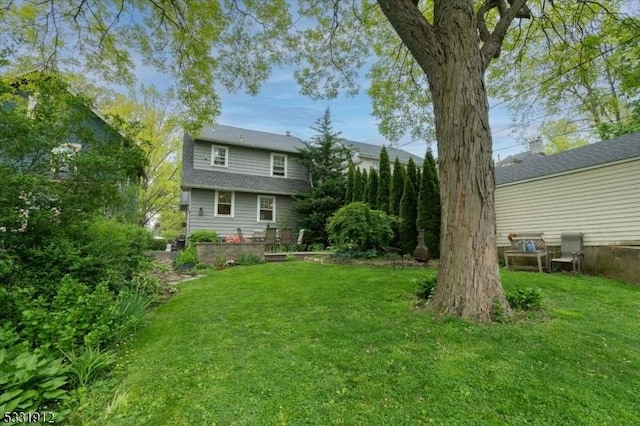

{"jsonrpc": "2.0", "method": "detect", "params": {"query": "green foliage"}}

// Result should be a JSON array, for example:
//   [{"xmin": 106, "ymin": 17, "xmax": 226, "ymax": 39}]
[
  {"xmin": 0, "ymin": 326, "xmax": 70, "ymax": 415},
  {"xmin": 391, "ymin": 158, "xmax": 405, "ymax": 216},
  {"xmin": 417, "ymin": 150, "xmax": 441, "ymax": 258},
  {"xmin": 174, "ymin": 246, "xmax": 198, "ymax": 269},
  {"xmin": 345, "ymin": 161, "xmax": 355, "ymax": 203},
  {"xmin": 415, "ymin": 275, "xmax": 438, "ymax": 300},
  {"xmin": 327, "ymin": 202, "xmax": 393, "ymax": 252},
  {"xmin": 352, "ymin": 167, "xmax": 364, "ymax": 202},
  {"xmin": 507, "ymin": 288, "xmax": 543, "ymax": 311},
  {"xmin": 399, "ymin": 164, "xmax": 418, "ymax": 254},
  {"xmin": 293, "ymin": 109, "xmax": 351, "ymax": 246},
  {"xmin": 376, "ymin": 146, "xmax": 391, "ymax": 213},
  {"xmin": 236, "ymin": 252, "xmax": 264, "ymax": 266},
  {"xmin": 189, "ymin": 230, "xmax": 219, "ymax": 243},
  {"xmin": 62, "ymin": 347, "xmax": 117, "ymax": 389},
  {"xmin": 19, "ymin": 278, "xmax": 124, "ymax": 352},
  {"xmin": 364, "ymin": 167, "xmax": 378, "ymax": 207},
  {"xmin": 597, "ymin": 100, "xmax": 640, "ymax": 139}
]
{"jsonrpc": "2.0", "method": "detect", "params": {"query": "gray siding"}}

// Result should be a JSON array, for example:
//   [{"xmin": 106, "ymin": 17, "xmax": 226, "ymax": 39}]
[
  {"xmin": 187, "ymin": 188, "xmax": 300, "ymax": 239},
  {"xmin": 496, "ymin": 159, "xmax": 640, "ymax": 247},
  {"xmin": 193, "ymin": 141, "xmax": 308, "ymax": 180}
]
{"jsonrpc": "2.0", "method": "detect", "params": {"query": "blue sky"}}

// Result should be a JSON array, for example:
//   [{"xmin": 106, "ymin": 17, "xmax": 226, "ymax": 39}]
[{"xmin": 209, "ymin": 69, "xmax": 527, "ymax": 161}]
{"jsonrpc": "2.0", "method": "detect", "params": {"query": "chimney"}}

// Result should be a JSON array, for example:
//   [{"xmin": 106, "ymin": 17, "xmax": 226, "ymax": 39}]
[
  {"xmin": 285, "ymin": 131, "xmax": 291, "ymax": 137},
  {"xmin": 529, "ymin": 137, "xmax": 544, "ymax": 154}
]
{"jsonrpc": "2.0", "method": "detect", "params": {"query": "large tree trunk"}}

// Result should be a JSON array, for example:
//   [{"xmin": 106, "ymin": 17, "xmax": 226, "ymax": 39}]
[{"xmin": 379, "ymin": 0, "xmax": 511, "ymax": 321}]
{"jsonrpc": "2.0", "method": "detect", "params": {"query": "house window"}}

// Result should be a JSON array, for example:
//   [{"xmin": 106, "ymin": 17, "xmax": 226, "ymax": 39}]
[
  {"xmin": 257, "ymin": 195, "xmax": 275, "ymax": 222},
  {"xmin": 51, "ymin": 143, "xmax": 82, "ymax": 175},
  {"xmin": 211, "ymin": 145, "xmax": 228, "ymax": 167},
  {"xmin": 271, "ymin": 153, "xmax": 287, "ymax": 177},
  {"xmin": 215, "ymin": 191, "xmax": 234, "ymax": 216}
]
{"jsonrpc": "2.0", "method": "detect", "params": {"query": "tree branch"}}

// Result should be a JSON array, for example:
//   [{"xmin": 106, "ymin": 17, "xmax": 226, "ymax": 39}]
[
  {"xmin": 377, "ymin": 0, "xmax": 442, "ymax": 80},
  {"xmin": 479, "ymin": 0, "xmax": 531, "ymax": 70}
]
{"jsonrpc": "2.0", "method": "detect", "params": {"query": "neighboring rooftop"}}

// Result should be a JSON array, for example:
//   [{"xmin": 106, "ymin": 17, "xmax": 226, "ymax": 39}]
[
  {"xmin": 495, "ymin": 132, "xmax": 640, "ymax": 185},
  {"xmin": 341, "ymin": 139, "xmax": 423, "ymax": 164}
]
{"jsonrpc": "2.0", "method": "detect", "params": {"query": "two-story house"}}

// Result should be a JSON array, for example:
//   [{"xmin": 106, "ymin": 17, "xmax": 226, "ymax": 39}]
[{"xmin": 180, "ymin": 124, "xmax": 422, "ymax": 240}]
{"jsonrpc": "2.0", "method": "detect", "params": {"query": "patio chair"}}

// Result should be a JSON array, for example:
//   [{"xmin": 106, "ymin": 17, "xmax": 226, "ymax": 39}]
[
  {"xmin": 551, "ymin": 232, "xmax": 584, "ymax": 273},
  {"xmin": 264, "ymin": 226, "xmax": 277, "ymax": 252},
  {"xmin": 237, "ymin": 227, "xmax": 246, "ymax": 242},
  {"xmin": 279, "ymin": 228, "xmax": 293, "ymax": 251}
]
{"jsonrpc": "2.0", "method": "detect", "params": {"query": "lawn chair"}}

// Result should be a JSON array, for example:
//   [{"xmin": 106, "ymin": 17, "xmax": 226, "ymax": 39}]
[
  {"xmin": 551, "ymin": 232, "xmax": 584, "ymax": 273},
  {"xmin": 279, "ymin": 228, "xmax": 293, "ymax": 251},
  {"xmin": 264, "ymin": 226, "xmax": 277, "ymax": 252},
  {"xmin": 237, "ymin": 227, "xmax": 246, "ymax": 242}
]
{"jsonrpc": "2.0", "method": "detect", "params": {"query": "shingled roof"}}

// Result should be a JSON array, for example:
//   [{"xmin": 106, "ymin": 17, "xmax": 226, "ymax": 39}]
[
  {"xmin": 341, "ymin": 139, "xmax": 423, "ymax": 164},
  {"xmin": 495, "ymin": 132, "xmax": 640, "ymax": 185},
  {"xmin": 196, "ymin": 125, "xmax": 305, "ymax": 153}
]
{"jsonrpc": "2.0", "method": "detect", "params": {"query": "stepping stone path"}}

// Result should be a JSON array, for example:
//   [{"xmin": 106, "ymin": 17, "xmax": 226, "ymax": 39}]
[{"xmin": 150, "ymin": 252, "xmax": 201, "ymax": 288}]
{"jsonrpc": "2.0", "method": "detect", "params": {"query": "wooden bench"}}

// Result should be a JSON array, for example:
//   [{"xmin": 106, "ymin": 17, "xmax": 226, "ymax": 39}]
[{"xmin": 504, "ymin": 232, "xmax": 550, "ymax": 273}]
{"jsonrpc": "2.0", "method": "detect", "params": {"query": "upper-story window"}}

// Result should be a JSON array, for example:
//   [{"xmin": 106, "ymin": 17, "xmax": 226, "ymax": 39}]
[
  {"xmin": 211, "ymin": 145, "xmax": 228, "ymax": 167},
  {"xmin": 271, "ymin": 153, "xmax": 287, "ymax": 177}
]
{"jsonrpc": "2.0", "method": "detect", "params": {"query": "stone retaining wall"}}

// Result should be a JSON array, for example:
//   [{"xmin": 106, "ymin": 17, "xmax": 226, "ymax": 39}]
[{"xmin": 195, "ymin": 242, "xmax": 264, "ymax": 265}]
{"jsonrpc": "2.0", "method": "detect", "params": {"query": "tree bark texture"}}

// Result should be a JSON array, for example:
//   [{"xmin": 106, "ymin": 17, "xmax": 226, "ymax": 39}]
[{"xmin": 379, "ymin": 0, "xmax": 511, "ymax": 321}]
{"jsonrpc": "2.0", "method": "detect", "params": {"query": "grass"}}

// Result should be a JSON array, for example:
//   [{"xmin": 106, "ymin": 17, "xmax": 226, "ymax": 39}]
[{"xmin": 71, "ymin": 263, "xmax": 640, "ymax": 425}]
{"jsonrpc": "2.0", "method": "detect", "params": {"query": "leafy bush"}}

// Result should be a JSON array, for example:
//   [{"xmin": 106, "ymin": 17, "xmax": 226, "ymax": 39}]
[
  {"xmin": 0, "ymin": 325, "xmax": 69, "ymax": 416},
  {"xmin": 174, "ymin": 246, "xmax": 198, "ymax": 270},
  {"xmin": 507, "ymin": 288, "xmax": 542, "ymax": 311},
  {"xmin": 189, "ymin": 230, "xmax": 218, "ymax": 243},
  {"xmin": 327, "ymin": 202, "xmax": 393, "ymax": 252},
  {"xmin": 148, "ymin": 237, "xmax": 170, "ymax": 251},
  {"xmin": 416, "ymin": 276, "xmax": 438, "ymax": 300}
]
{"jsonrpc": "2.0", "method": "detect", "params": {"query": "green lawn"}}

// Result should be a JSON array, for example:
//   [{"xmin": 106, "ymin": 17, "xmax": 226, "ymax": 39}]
[{"xmin": 72, "ymin": 262, "xmax": 640, "ymax": 425}]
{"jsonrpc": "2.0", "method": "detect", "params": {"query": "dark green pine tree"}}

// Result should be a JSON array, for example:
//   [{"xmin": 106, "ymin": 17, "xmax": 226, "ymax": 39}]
[
  {"xmin": 417, "ymin": 149, "xmax": 441, "ymax": 258},
  {"xmin": 345, "ymin": 161, "xmax": 355, "ymax": 204},
  {"xmin": 390, "ymin": 157, "xmax": 404, "ymax": 216},
  {"xmin": 399, "ymin": 170, "xmax": 418, "ymax": 254},
  {"xmin": 353, "ymin": 167, "xmax": 363, "ymax": 202},
  {"xmin": 365, "ymin": 168, "xmax": 378, "ymax": 207},
  {"xmin": 292, "ymin": 108, "xmax": 353, "ymax": 246},
  {"xmin": 359, "ymin": 168, "xmax": 368, "ymax": 202},
  {"xmin": 406, "ymin": 157, "xmax": 419, "ymax": 194},
  {"xmin": 376, "ymin": 146, "xmax": 391, "ymax": 213}
]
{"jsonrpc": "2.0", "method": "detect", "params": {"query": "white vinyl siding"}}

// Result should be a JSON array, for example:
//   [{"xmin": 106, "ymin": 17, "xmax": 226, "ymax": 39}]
[
  {"xmin": 271, "ymin": 153, "xmax": 287, "ymax": 177},
  {"xmin": 257, "ymin": 195, "xmax": 276, "ymax": 222},
  {"xmin": 194, "ymin": 141, "xmax": 307, "ymax": 179},
  {"xmin": 214, "ymin": 190, "xmax": 234, "ymax": 217},
  {"xmin": 496, "ymin": 159, "xmax": 640, "ymax": 247},
  {"xmin": 211, "ymin": 145, "xmax": 228, "ymax": 167}
]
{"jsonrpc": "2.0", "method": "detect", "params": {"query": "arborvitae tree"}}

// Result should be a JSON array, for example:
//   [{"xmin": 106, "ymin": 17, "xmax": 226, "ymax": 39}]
[
  {"xmin": 376, "ymin": 146, "xmax": 391, "ymax": 213},
  {"xmin": 406, "ymin": 157, "xmax": 419, "ymax": 194},
  {"xmin": 293, "ymin": 108, "xmax": 353, "ymax": 246},
  {"xmin": 417, "ymin": 149, "xmax": 441, "ymax": 258},
  {"xmin": 359, "ymin": 168, "xmax": 368, "ymax": 203},
  {"xmin": 390, "ymin": 157, "xmax": 404, "ymax": 216},
  {"xmin": 353, "ymin": 167, "xmax": 363, "ymax": 202},
  {"xmin": 399, "ymin": 171, "xmax": 418, "ymax": 254},
  {"xmin": 345, "ymin": 161, "xmax": 355, "ymax": 203},
  {"xmin": 365, "ymin": 168, "xmax": 379, "ymax": 207}
]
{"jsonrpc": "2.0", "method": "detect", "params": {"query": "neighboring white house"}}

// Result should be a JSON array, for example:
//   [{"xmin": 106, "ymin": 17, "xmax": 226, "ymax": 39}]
[
  {"xmin": 180, "ymin": 124, "xmax": 421, "ymax": 239},
  {"xmin": 494, "ymin": 132, "xmax": 640, "ymax": 282}
]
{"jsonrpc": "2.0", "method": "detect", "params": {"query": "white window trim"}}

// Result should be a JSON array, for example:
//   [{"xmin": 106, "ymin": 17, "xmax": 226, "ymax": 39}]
[
  {"xmin": 214, "ymin": 190, "xmax": 235, "ymax": 217},
  {"xmin": 211, "ymin": 145, "xmax": 229, "ymax": 167},
  {"xmin": 271, "ymin": 153, "xmax": 287, "ymax": 177},
  {"xmin": 257, "ymin": 195, "xmax": 276, "ymax": 223}
]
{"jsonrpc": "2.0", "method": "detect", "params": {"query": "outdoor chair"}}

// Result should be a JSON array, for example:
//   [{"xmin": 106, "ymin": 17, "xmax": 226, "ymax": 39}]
[
  {"xmin": 264, "ymin": 226, "xmax": 277, "ymax": 252},
  {"xmin": 551, "ymin": 232, "xmax": 584, "ymax": 273},
  {"xmin": 279, "ymin": 228, "xmax": 293, "ymax": 251},
  {"xmin": 237, "ymin": 227, "xmax": 246, "ymax": 242}
]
